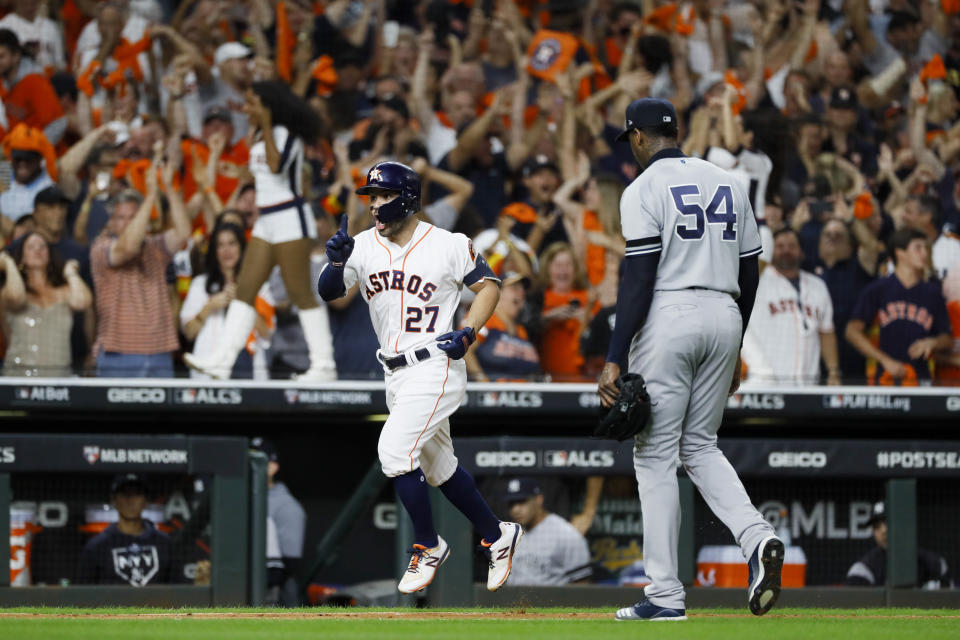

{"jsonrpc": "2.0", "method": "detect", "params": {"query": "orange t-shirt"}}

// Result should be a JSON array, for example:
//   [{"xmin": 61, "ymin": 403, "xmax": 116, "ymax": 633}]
[
  {"xmin": 478, "ymin": 312, "xmax": 529, "ymax": 343},
  {"xmin": 937, "ymin": 300, "xmax": 960, "ymax": 384},
  {"xmin": 1, "ymin": 73, "xmax": 64, "ymax": 134},
  {"xmin": 583, "ymin": 210, "xmax": 605, "ymax": 287},
  {"xmin": 180, "ymin": 138, "xmax": 250, "ymax": 205},
  {"xmin": 539, "ymin": 288, "xmax": 589, "ymax": 378}
]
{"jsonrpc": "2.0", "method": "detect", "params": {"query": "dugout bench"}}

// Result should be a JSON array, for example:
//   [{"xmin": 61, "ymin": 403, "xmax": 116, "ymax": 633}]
[{"xmin": 0, "ymin": 434, "xmax": 267, "ymax": 607}]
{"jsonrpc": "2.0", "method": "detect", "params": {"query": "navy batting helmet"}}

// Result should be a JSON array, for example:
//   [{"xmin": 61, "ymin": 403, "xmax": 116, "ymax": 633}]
[{"xmin": 355, "ymin": 161, "xmax": 421, "ymax": 223}]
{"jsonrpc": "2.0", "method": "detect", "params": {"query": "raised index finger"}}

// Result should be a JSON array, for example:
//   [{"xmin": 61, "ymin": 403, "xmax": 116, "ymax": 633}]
[{"xmin": 339, "ymin": 213, "xmax": 350, "ymax": 235}]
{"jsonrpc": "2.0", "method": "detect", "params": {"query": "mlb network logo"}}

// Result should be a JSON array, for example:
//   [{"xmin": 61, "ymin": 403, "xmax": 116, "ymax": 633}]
[{"xmin": 83, "ymin": 446, "xmax": 100, "ymax": 464}]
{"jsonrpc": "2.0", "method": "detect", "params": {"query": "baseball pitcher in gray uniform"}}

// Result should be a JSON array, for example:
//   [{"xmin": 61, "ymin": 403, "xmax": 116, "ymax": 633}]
[{"xmin": 597, "ymin": 98, "xmax": 783, "ymax": 621}]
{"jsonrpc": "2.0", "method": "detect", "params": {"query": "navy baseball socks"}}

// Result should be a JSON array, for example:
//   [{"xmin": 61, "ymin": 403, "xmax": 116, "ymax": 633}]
[
  {"xmin": 394, "ymin": 466, "xmax": 523, "ymax": 592},
  {"xmin": 439, "ymin": 465, "xmax": 501, "ymax": 543},
  {"xmin": 439, "ymin": 465, "xmax": 524, "ymax": 590},
  {"xmin": 394, "ymin": 470, "xmax": 448, "ymax": 594},
  {"xmin": 393, "ymin": 470, "xmax": 439, "ymax": 548}
]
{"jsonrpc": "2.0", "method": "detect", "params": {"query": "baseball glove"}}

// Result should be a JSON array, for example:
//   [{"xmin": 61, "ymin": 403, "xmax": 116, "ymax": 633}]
[{"xmin": 594, "ymin": 373, "xmax": 651, "ymax": 441}]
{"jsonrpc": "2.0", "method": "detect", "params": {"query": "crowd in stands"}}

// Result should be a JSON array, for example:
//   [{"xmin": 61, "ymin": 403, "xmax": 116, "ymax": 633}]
[{"xmin": 0, "ymin": 0, "xmax": 958, "ymax": 386}]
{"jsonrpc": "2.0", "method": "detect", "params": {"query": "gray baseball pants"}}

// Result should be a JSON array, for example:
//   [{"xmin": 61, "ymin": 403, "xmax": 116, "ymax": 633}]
[{"xmin": 627, "ymin": 289, "xmax": 774, "ymax": 609}]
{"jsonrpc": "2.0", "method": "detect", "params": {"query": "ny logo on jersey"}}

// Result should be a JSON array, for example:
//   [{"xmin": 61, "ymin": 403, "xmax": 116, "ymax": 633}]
[
  {"xmin": 112, "ymin": 544, "xmax": 160, "ymax": 587},
  {"xmin": 369, "ymin": 168, "xmax": 382, "ymax": 182}
]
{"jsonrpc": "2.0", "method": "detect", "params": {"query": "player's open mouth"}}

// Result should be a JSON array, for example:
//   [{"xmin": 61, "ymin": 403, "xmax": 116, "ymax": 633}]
[{"xmin": 374, "ymin": 215, "xmax": 386, "ymax": 231}]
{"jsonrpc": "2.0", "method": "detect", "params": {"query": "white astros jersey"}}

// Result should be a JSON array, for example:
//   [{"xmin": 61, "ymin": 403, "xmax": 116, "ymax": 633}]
[
  {"xmin": 341, "ymin": 220, "xmax": 477, "ymax": 355},
  {"xmin": 620, "ymin": 155, "xmax": 762, "ymax": 295},
  {"xmin": 740, "ymin": 268, "xmax": 834, "ymax": 386}
]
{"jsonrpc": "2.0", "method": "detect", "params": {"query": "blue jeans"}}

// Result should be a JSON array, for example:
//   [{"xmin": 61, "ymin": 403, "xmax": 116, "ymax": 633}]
[{"xmin": 97, "ymin": 351, "xmax": 175, "ymax": 378}]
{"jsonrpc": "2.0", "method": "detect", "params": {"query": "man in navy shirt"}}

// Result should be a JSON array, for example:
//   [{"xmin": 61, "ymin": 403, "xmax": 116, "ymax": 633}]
[
  {"xmin": 846, "ymin": 228, "xmax": 952, "ymax": 385},
  {"xmin": 76, "ymin": 474, "xmax": 177, "ymax": 586}
]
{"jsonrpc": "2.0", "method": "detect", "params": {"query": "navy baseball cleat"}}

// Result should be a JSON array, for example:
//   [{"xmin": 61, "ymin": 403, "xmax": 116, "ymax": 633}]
[
  {"xmin": 748, "ymin": 535, "xmax": 785, "ymax": 615},
  {"xmin": 615, "ymin": 599, "xmax": 687, "ymax": 621}
]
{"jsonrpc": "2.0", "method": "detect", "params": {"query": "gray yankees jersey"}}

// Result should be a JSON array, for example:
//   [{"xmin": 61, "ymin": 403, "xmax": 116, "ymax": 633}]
[
  {"xmin": 508, "ymin": 514, "xmax": 592, "ymax": 586},
  {"xmin": 620, "ymin": 155, "xmax": 762, "ymax": 296}
]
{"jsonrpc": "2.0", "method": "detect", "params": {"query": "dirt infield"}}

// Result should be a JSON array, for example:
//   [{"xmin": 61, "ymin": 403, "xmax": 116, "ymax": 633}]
[{"xmin": 0, "ymin": 611, "xmax": 957, "ymax": 621}]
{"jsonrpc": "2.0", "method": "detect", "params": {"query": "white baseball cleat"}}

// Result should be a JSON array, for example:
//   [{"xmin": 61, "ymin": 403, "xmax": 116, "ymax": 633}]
[
  {"xmin": 397, "ymin": 536, "xmax": 450, "ymax": 594},
  {"xmin": 482, "ymin": 522, "xmax": 523, "ymax": 591}
]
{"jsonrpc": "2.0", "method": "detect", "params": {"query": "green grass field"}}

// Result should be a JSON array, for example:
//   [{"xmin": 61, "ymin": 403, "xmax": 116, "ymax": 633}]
[{"xmin": 1, "ymin": 608, "xmax": 958, "ymax": 640}]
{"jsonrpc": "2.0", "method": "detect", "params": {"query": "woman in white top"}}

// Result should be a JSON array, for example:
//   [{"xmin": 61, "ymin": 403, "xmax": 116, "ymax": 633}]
[
  {"xmin": 184, "ymin": 81, "xmax": 335, "ymax": 380},
  {"xmin": 180, "ymin": 222, "xmax": 274, "ymax": 380}
]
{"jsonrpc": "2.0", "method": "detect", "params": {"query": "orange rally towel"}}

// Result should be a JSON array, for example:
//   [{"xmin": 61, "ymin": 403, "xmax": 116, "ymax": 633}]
[
  {"xmin": 853, "ymin": 192, "xmax": 874, "ymax": 220},
  {"xmin": 921, "ymin": 54, "xmax": 947, "ymax": 84},
  {"xmin": 276, "ymin": 1, "xmax": 294, "ymax": 82},
  {"xmin": 526, "ymin": 29, "xmax": 580, "ymax": 83},
  {"xmin": 311, "ymin": 55, "xmax": 338, "ymax": 96}
]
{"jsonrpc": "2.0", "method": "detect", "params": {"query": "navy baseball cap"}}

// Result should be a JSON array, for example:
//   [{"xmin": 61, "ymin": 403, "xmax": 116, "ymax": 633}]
[
  {"xmin": 521, "ymin": 154, "xmax": 559, "ymax": 178},
  {"xmin": 111, "ymin": 473, "xmax": 147, "ymax": 495},
  {"xmin": 203, "ymin": 105, "xmax": 233, "ymax": 125},
  {"xmin": 829, "ymin": 86, "xmax": 858, "ymax": 110},
  {"xmin": 250, "ymin": 436, "xmax": 278, "ymax": 462},
  {"xmin": 615, "ymin": 97, "xmax": 678, "ymax": 142},
  {"xmin": 867, "ymin": 501, "xmax": 886, "ymax": 526},
  {"xmin": 34, "ymin": 185, "xmax": 70, "ymax": 207},
  {"xmin": 503, "ymin": 478, "xmax": 542, "ymax": 502}
]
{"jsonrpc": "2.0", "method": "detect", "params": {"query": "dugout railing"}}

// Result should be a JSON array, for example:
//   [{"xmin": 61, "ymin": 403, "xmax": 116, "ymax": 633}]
[
  {"xmin": 3, "ymin": 379, "xmax": 959, "ymax": 608},
  {"xmin": 407, "ymin": 437, "xmax": 960, "ymax": 609},
  {"xmin": 0, "ymin": 434, "xmax": 267, "ymax": 607}
]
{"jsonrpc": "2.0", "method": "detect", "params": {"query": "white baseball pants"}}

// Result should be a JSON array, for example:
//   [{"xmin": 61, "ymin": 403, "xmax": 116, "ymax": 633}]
[{"xmin": 378, "ymin": 354, "xmax": 466, "ymax": 485}]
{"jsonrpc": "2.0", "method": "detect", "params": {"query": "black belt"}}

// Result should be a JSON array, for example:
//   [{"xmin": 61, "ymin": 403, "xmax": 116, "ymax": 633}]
[
  {"xmin": 259, "ymin": 197, "xmax": 306, "ymax": 214},
  {"xmin": 380, "ymin": 348, "xmax": 431, "ymax": 371}
]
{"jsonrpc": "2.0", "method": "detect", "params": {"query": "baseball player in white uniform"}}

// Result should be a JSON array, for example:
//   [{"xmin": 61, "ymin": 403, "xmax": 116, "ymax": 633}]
[
  {"xmin": 597, "ymin": 98, "xmax": 783, "ymax": 621},
  {"xmin": 317, "ymin": 161, "xmax": 523, "ymax": 594},
  {"xmin": 741, "ymin": 228, "xmax": 840, "ymax": 386}
]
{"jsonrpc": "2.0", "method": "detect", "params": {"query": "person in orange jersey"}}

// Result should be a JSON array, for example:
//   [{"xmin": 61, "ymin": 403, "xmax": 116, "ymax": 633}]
[
  {"xmin": 0, "ymin": 28, "xmax": 66, "ymax": 144},
  {"xmin": 534, "ymin": 241, "xmax": 596, "ymax": 380}
]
